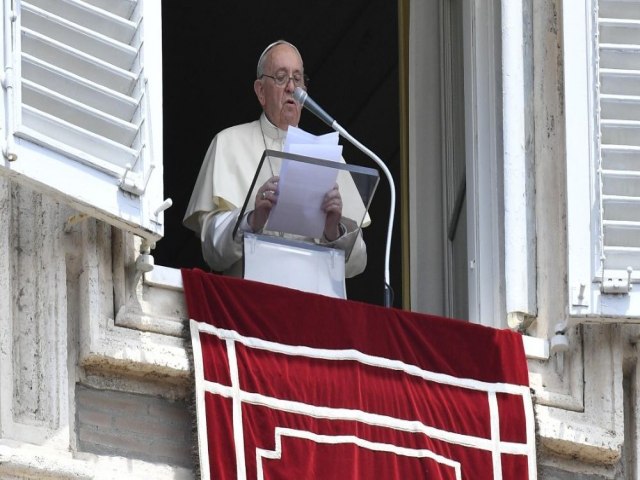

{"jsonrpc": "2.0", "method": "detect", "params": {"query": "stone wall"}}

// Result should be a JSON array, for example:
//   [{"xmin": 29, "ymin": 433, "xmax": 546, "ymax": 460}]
[
  {"xmin": 0, "ymin": 177, "xmax": 194, "ymax": 479},
  {"xmin": 76, "ymin": 386, "xmax": 193, "ymax": 468}
]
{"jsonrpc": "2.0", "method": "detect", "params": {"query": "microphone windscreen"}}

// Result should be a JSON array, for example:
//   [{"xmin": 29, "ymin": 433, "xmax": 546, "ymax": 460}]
[{"xmin": 293, "ymin": 87, "xmax": 334, "ymax": 127}]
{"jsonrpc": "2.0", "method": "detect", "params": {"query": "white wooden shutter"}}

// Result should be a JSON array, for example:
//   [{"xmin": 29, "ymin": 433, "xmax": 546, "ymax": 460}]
[
  {"xmin": 566, "ymin": 0, "xmax": 640, "ymax": 317},
  {"xmin": 598, "ymin": 1, "xmax": 640, "ymax": 288},
  {"xmin": 0, "ymin": 0, "xmax": 166, "ymax": 240}
]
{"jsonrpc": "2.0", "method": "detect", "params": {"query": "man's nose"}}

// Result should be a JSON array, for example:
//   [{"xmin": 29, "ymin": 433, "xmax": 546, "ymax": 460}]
[{"xmin": 284, "ymin": 77, "xmax": 296, "ymax": 91}]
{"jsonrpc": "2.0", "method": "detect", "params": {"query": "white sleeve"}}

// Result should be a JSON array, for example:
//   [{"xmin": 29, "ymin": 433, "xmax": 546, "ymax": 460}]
[
  {"xmin": 201, "ymin": 209, "xmax": 252, "ymax": 272},
  {"xmin": 337, "ymin": 228, "xmax": 367, "ymax": 278},
  {"xmin": 320, "ymin": 220, "xmax": 367, "ymax": 278}
]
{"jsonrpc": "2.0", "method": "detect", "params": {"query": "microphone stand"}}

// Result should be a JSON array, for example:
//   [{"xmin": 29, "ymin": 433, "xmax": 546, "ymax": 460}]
[
  {"xmin": 331, "ymin": 121, "xmax": 396, "ymax": 308},
  {"xmin": 293, "ymin": 87, "xmax": 395, "ymax": 307}
]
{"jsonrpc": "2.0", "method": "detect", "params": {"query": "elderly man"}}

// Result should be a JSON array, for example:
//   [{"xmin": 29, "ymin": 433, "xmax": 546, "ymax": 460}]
[{"xmin": 184, "ymin": 40, "xmax": 367, "ymax": 278}]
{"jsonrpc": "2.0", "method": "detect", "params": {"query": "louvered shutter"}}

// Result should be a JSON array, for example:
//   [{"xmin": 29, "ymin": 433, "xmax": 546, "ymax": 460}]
[
  {"xmin": 566, "ymin": 0, "xmax": 640, "ymax": 317},
  {"xmin": 598, "ymin": 1, "xmax": 640, "ymax": 289},
  {"xmin": 0, "ymin": 0, "xmax": 166, "ymax": 240}
]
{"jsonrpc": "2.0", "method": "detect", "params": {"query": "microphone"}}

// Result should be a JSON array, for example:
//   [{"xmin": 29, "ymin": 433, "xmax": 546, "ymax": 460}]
[
  {"xmin": 294, "ymin": 87, "xmax": 397, "ymax": 308},
  {"xmin": 293, "ymin": 87, "xmax": 335, "ymax": 127}
]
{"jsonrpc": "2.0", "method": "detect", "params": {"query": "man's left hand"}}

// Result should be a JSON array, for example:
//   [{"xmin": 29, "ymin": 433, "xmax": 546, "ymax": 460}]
[{"xmin": 322, "ymin": 184, "xmax": 343, "ymax": 241}]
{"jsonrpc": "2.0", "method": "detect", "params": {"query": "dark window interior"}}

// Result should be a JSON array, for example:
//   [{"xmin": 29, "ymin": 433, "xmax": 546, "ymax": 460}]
[{"xmin": 155, "ymin": 1, "xmax": 402, "ymax": 306}]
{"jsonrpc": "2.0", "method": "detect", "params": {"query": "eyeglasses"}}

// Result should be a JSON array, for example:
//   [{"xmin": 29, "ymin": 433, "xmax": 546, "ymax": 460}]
[{"xmin": 260, "ymin": 71, "xmax": 309, "ymax": 88}]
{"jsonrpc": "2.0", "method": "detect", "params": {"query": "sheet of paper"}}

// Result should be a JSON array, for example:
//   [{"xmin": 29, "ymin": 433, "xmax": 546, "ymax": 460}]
[
  {"xmin": 266, "ymin": 128, "xmax": 343, "ymax": 237},
  {"xmin": 284, "ymin": 126, "xmax": 339, "ymax": 150}
]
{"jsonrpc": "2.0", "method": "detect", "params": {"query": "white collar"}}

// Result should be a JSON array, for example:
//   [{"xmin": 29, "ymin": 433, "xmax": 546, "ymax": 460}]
[{"xmin": 259, "ymin": 113, "xmax": 288, "ymax": 142}]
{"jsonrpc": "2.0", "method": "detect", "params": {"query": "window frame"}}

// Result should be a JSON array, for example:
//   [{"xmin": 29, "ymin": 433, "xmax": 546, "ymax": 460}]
[
  {"xmin": 407, "ymin": 0, "xmax": 506, "ymax": 327},
  {"xmin": 461, "ymin": 0, "xmax": 505, "ymax": 327}
]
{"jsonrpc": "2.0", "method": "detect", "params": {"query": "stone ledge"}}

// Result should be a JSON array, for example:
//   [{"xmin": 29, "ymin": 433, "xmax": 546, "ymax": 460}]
[
  {"xmin": 79, "ymin": 231, "xmax": 192, "ymax": 383},
  {"xmin": 0, "ymin": 441, "xmax": 193, "ymax": 479},
  {"xmin": 80, "ymin": 317, "xmax": 191, "ymax": 382},
  {"xmin": 537, "ymin": 415, "xmax": 622, "ymax": 465}
]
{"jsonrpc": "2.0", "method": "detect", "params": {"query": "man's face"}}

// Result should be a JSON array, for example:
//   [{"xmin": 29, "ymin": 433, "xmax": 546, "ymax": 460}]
[{"xmin": 254, "ymin": 44, "xmax": 304, "ymax": 130}]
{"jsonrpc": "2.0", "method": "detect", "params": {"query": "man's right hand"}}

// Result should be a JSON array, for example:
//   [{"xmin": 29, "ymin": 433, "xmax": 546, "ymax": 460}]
[{"xmin": 249, "ymin": 175, "xmax": 280, "ymax": 231}]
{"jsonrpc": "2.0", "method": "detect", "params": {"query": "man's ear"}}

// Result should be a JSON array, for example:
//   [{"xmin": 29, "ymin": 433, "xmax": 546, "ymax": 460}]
[{"xmin": 254, "ymin": 79, "xmax": 266, "ymax": 107}]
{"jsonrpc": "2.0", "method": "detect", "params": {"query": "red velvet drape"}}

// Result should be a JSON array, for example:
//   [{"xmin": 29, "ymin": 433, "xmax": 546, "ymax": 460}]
[{"xmin": 183, "ymin": 269, "xmax": 534, "ymax": 479}]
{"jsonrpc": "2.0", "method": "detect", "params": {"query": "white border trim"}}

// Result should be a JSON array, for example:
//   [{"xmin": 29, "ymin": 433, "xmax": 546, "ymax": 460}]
[
  {"xmin": 191, "ymin": 319, "xmax": 537, "ymax": 479},
  {"xmin": 489, "ymin": 392, "xmax": 503, "ymax": 477},
  {"xmin": 189, "ymin": 320, "xmax": 210, "ymax": 480},
  {"xmin": 256, "ymin": 427, "xmax": 462, "ymax": 480},
  {"xmin": 205, "ymin": 379, "xmax": 529, "ymax": 456},
  {"xmin": 227, "ymin": 339, "xmax": 247, "ymax": 480},
  {"xmin": 197, "ymin": 322, "xmax": 531, "ymax": 396}
]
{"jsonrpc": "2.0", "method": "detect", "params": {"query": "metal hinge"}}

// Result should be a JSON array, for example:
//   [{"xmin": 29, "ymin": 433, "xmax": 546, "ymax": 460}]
[
  {"xmin": 601, "ymin": 267, "xmax": 633, "ymax": 295},
  {"xmin": 119, "ymin": 162, "xmax": 154, "ymax": 196}
]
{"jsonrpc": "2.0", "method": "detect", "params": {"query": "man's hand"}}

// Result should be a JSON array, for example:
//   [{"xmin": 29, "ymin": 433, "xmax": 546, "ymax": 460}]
[
  {"xmin": 249, "ymin": 175, "xmax": 279, "ymax": 231},
  {"xmin": 322, "ymin": 184, "xmax": 343, "ymax": 241}
]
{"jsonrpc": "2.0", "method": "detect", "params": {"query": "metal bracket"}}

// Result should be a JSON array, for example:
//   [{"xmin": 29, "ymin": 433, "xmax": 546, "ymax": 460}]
[
  {"xmin": 571, "ymin": 282, "xmax": 588, "ymax": 307},
  {"xmin": 154, "ymin": 198, "xmax": 172, "ymax": 217},
  {"xmin": 119, "ymin": 158, "xmax": 153, "ymax": 196},
  {"xmin": 1, "ymin": 68, "xmax": 17, "ymax": 162},
  {"xmin": 601, "ymin": 267, "xmax": 633, "ymax": 295}
]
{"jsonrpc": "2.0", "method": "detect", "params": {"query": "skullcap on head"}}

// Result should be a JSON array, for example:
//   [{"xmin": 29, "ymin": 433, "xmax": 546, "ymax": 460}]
[{"xmin": 256, "ymin": 40, "xmax": 302, "ymax": 77}]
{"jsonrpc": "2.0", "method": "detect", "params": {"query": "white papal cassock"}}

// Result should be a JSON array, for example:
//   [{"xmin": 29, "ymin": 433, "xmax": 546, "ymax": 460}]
[{"xmin": 184, "ymin": 114, "xmax": 369, "ymax": 278}]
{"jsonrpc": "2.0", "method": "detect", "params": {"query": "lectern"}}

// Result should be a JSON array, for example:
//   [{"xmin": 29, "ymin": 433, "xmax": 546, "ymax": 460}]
[{"xmin": 234, "ymin": 150, "xmax": 379, "ymax": 298}]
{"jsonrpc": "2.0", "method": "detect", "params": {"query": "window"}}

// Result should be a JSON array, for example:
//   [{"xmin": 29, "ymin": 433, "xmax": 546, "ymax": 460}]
[
  {"xmin": 566, "ymin": 0, "xmax": 640, "ymax": 317},
  {"xmin": 408, "ymin": 0, "xmax": 504, "ymax": 326},
  {"xmin": 0, "ymin": 0, "xmax": 165, "ymax": 241}
]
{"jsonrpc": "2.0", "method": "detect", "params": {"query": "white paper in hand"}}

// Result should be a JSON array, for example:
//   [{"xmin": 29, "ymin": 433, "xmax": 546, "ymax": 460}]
[{"xmin": 267, "ymin": 127, "xmax": 343, "ymax": 237}]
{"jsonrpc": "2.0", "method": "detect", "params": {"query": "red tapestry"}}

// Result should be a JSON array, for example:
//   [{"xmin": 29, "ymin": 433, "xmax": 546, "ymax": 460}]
[{"xmin": 182, "ymin": 268, "xmax": 536, "ymax": 479}]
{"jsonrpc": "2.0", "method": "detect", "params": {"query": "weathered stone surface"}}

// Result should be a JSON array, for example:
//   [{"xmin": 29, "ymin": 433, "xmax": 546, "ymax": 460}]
[{"xmin": 1, "ymin": 179, "xmax": 194, "ymax": 477}]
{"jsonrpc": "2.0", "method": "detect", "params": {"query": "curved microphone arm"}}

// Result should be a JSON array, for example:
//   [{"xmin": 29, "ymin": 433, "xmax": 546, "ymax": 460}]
[
  {"xmin": 293, "ymin": 87, "xmax": 396, "ymax": 307},
  {"xmin": 332, "ymin": 121, "xmax": 396, "ymax": 308}
]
